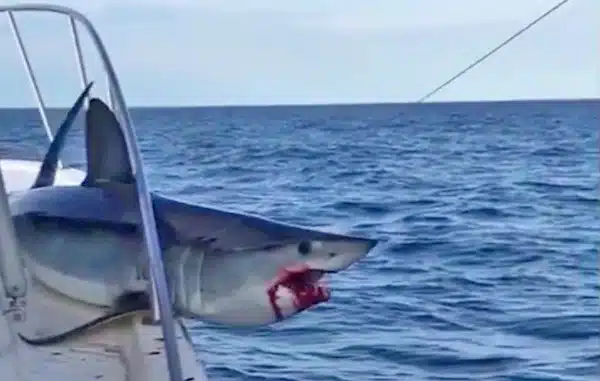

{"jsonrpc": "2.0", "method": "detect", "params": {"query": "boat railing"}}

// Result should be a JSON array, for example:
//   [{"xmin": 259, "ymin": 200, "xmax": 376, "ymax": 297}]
[
  {"xmin": 0, "ymin": 4, "xmax": 185, "ymax": 381},
  {"xmin": 0, "ymin": 157, "xmax": 26, "ymax": 320}
]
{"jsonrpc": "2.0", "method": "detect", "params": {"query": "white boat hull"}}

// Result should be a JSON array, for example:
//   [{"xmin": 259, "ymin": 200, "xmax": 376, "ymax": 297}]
[{"xmin": 0, "ymin": 159, "xmax": 208, "ymax": 381}]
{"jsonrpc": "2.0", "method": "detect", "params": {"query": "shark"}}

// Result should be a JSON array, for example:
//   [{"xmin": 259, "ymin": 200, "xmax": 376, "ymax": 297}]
[{"xmin": 8, "ymin": 85, "xmax": 378, "ymax": 333}]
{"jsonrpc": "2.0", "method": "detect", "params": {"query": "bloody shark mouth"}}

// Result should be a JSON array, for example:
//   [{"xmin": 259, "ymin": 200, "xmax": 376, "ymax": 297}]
[{"xmin": 267, "ymin": 264, "xmax": 330, "ymax": 321}]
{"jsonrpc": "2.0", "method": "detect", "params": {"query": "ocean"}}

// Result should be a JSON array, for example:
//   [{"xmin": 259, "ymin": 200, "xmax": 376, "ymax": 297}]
[{"xmin": 0, "ymin": 100, "xmax": 598, "ymax": 381}]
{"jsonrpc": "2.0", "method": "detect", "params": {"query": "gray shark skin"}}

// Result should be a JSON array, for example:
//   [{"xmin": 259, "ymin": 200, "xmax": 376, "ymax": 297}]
[{"xmin": 8, "ymin": 98, "xmax": 378, "ymax": 327}]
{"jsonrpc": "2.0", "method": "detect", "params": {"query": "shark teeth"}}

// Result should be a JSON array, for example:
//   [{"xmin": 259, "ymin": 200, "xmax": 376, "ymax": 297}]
[{"xmin": 267, "ymin": 264, "xmax": 330, "ymax": 321}]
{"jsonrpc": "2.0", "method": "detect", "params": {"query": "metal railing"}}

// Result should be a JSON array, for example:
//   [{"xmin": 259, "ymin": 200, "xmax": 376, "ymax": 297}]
[
  {"xmin": 0, "ymin": 157, "xmax": 26, "ymax": 320},
  {"xmin": 0, "ymin": 4, "xmax": 185, "ymax": 381}
]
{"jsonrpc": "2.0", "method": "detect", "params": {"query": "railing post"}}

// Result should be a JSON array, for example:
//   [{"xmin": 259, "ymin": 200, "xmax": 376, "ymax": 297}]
[
  {"xmin": 6, "ymin": 12, "xmax": 55, "ymax": 143},
  {"xmin": 69, "ymin": 17, "xmax": 90, "ymax": 102},
  {"xmin": 0, "ymin": 164, "xmax": 27, "ymax": 319}
]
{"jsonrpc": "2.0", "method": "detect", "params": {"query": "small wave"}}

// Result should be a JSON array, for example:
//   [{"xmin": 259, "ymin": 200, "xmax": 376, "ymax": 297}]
[
  {"xmin": 440, "ymin": 297, "xmax": 506, "ymax": 316},
  {"xmin": 556, "ymin": 193, "xmax": 599, "ymax": 206},
  {"xmin": 516, "ymin": 180, "xmax": 593, "ymax": 193},
  {"xmin": 531, "ymin": 146, "xmax": 576, "ymax": 157},
  {"xmin": 502, "ymin": 314, "xmax": 600, "ymax": 340},
  {"xmin": 409, "ymin": 309, "xmax": 476, "ymax": 331},
  {"xmin": 329, "ymin": 200, "xmax": 392, "ymax": 216},
  {"xmin": 207, "ymin": 365, "xmax": 297, "ymax": 381},
  {"xmin": 459, "ymin": 206, "xmax": 514, "ymax": 218},
  {"xmin": 404, "ymin": 198, "xmax": 439, "ymax": 206},
  {"xmin": 401, "ymin": 213, "xmax": 454, "ymax": 224},
  {"xmin": 417, "ymin": 353, "xmax": 523, "ymax": 374},
  {"xmin": 388, "ymin": 239, "xmax": 449, "ymax": 255},
  {"xmin": 339, "ymin": 344, "xmax": 523, "ymax": 374}
]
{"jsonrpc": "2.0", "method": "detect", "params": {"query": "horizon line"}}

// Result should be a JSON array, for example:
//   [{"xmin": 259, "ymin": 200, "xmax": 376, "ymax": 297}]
[{"xmin": 0, "ymin": 96, "xmax": 598, "ymax": 111}]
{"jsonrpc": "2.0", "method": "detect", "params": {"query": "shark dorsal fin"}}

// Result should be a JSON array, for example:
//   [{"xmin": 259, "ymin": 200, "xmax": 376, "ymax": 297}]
[
  {"xmin": 82, "ymin": 98, "xmax": 135, "ymax": 187},
  {"xmin": 31, "ymin": 82, "xmax": 94, "ymax": 189}
]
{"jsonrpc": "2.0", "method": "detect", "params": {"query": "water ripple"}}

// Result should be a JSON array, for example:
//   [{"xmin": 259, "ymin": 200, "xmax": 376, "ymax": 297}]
[{"xmin": 1, "ymin": 100, "xmax": 598, "ymax": 380}]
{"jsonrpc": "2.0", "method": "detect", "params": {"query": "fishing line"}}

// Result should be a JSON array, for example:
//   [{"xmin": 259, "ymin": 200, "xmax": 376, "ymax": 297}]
[{"xmin": 417, "ymin": 0, "xmax": 574, "ymax": 103}]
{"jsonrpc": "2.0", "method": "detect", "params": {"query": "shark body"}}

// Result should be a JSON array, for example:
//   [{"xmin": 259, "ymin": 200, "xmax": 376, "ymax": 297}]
[{"xmin": 8, "ymin": 89, "xmax": 378, "ymax": 326}]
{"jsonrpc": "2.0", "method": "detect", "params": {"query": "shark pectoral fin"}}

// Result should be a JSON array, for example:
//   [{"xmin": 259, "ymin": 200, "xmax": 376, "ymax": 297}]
[
  {"xmin": 18, "ymin": 291, "xmax": 151, "ymax": 346},
  {"xmin": 31, "ymin": 82, "xmax": 94, "ymax": 189},
  {"xmin": 82, "ymin": 98, "xmax": 135, "ymax": 187}
]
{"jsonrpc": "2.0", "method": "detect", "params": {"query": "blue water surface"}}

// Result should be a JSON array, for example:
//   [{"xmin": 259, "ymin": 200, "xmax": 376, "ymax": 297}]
[{"xmin": 1, "ymin": 100, "xmax": 598, "ymax": 381}]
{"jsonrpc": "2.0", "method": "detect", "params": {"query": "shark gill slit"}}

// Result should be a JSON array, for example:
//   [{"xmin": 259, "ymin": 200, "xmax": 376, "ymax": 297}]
[
  {"xmin": 193, "ymin": 248, "xmax": 205, "ymax": 311},
  {"xmin": 179, "ymin": 245, "xmax": 204, "ymax": 314}
]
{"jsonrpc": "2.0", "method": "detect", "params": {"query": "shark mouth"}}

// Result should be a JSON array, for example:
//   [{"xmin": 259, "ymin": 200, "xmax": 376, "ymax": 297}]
[{"xmin": 267, "ymin": 264, "xmax": 330, "ymax": 321}]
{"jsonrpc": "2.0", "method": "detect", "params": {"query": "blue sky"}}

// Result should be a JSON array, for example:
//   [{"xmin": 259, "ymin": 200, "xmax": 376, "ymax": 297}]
[{"xmin": 0, "ymin": 0, "xmax": 597, "ymax": 107}]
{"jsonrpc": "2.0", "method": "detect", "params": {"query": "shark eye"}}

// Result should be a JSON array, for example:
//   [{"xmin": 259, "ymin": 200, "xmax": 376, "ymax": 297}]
[{"xmin": 298, "ymin": 241, "xmax": 312, "ymax": 255}]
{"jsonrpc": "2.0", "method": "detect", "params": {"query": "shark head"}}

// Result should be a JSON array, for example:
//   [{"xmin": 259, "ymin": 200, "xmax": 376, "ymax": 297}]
[{"xmin": 169, "ymin": 210, "xmax": 379, "ymax": 326}]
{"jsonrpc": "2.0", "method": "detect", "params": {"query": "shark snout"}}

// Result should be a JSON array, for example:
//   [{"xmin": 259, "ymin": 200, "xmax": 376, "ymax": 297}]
[{"xmin": 300, "ymin": 237, "xmax": 378, "ymax": 272}]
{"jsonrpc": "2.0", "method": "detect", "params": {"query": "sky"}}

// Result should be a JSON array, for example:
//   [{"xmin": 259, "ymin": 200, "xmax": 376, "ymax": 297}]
[{"xmin": 0, "ymin": 0, "xmax": 597, "ymax": 107}]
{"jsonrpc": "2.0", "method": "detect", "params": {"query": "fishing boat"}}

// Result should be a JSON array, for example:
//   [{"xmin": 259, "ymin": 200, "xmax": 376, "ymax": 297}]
[
  {"xmin": 0, "ymin": 4, "xmax": 211, "ymax": 381},
  {"xmin": 0, "ymin": 4, "xmax": 378, "ymax": 381}
]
